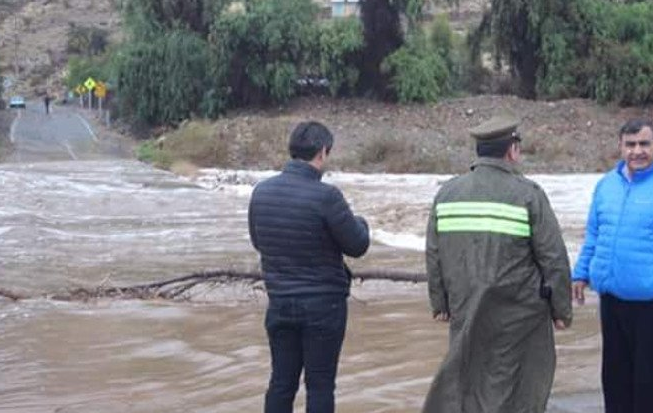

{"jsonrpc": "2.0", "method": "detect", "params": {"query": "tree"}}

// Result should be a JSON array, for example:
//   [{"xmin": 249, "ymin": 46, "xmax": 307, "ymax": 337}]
[
  {"xmin": 316, "ymin": 17, "xmax": 364, "ymax": 96},
  {"xmin": 381, "ymin": 31, "xmax": 450, "ymax": 103},
  {"xmin": 539, "ymin": 0, "xmax": 653, "ymax": 104},
  {"xmin": 471, "ymin": 0, "xmax": 653, "ymax": 103},
  {"xmin": 207, "ymin": 0, "xmax": 318, "ymax": 108},
  {"xmin": 114, "ymin": 28, "xmax": 209, "ymax": 124},
  {"xmin": 66, "ymin": 24, "xmax": 109, "ymax": 56},
  {"xmin": 122, "ymin": 0, "xmax": 226, "ymax": 37},
  {"xmin": 357, "ymin": 0, "xmax": 405, "ymax": 97},
  {"xmin": 466, "ymin": 0, "xmax": 571, "ymax": 98}
]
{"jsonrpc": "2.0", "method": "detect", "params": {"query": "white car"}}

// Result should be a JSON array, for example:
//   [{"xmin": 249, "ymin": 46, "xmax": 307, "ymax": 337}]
[{"xmin": 9, "ymin": 96, "xmax": 25, "ymax": 109}]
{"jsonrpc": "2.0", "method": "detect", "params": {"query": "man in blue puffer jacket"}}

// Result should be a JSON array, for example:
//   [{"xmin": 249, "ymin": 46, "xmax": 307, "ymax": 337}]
[
  {"xmin": 248, "ymin": 121, "xmax": 369, "ymax": 413},
  {"xmin": 573, "ymin": 118, "xmax": 653, "ymax": 413}
]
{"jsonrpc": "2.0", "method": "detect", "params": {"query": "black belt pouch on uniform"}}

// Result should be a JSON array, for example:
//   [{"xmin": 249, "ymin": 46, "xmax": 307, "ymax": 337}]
[{"xmin": 539, "ymin": 279, "xmax": 552, "ymax": 300}]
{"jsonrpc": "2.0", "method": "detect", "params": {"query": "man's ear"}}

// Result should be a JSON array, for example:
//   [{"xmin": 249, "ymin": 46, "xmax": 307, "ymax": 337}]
[
  {"xmin": 316, "ymin": 147, "xmax": 327, "ymax": 162},
  {"xmin": 506, "ymin": 142, "xmax": 519, "ymax": 161},
  {"xmin": 311, "ymin": 147, "xmax": 326, "ymax": 164}
]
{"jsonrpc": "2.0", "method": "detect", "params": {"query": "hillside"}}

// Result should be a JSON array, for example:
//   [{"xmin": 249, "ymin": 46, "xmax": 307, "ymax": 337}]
[
  {"xmin": 3, "ymin": 0, "xmax": 649, "ymax": 176},
  {"xmin": 0, "ymin": 0, "xmax": 121, "ymax": 97},
  {"xmin": 148, "ymin": 94, "xmax": 651, "ymax": 175},
  {"xmin": 0, "ymin": 0, "xmax": 489, "ymax": 98}
]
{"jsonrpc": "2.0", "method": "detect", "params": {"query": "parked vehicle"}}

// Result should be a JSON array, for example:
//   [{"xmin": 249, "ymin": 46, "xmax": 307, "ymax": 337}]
[{"xmin": 9, "ymin": 96, "xmax": 26, "ymax": 109}]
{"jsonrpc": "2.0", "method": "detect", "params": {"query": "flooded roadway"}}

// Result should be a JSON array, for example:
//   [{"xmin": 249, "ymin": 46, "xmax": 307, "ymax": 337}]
[{"xmin": 1, "ymin": 104, "xmax": 603, "ymax": 412}]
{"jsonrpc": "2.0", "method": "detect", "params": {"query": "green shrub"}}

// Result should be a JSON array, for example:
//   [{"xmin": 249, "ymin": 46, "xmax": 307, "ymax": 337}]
[
  {"xmin": 317, "ymin": 17, "xmax": 364, "ymax": 96},
  {"xmin": 381, "ymin": 33, "xmax": 450, "ymax": 103},
  {"xmin": 537, "ymin": 0, "xmax": 653, "ymax": 104},
  {"xmin": 65, "ymin": 53, "xmax": 113, "ymax": 89},
  {"xmin": 429, "ymin": 14, "xmax": 476, "ymax": 94},
  {"xmin": 114, "ymin": 29, "xmax": 209, "ymax": 124},
  {"xmin": 429, "ymin": 14, "xmax": 453, "ymax": 58},
  {"xmin": 136, "ymin": 140, "xmax": 173, "ymax": 169},
  {"xmin": 208, "ymin": 0, "xmax": 318, "ymax": 107}
]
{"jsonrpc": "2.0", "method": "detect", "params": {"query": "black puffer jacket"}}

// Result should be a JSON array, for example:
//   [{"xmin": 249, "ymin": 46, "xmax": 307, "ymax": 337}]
[{"xmin": 248, "ymin": 160, "xmax": 369, "ymax": 296}]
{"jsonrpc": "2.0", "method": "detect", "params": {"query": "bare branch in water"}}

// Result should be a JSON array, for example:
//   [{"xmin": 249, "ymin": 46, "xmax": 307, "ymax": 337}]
[
  {"xmin": 0, "ymin": 288, "xmax": 28, "ymax": 301},
  {"xmin": 0, "ymin": 270, "xmax": 426, "ymax": 302}
]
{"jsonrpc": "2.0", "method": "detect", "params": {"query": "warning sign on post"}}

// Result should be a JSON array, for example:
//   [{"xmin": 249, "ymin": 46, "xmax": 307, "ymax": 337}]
[
  {"xmin": 84, "ymin": 77, "xmax": 97, "ymax": 90},
  {"xmin": 94, "ymin": 82, "xmax": 107, "ymax": 98}
]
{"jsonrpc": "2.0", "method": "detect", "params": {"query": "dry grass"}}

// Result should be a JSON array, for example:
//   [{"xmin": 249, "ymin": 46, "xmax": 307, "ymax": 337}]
[
  {"xmin": 522, "ymin": 138, "xmax": 573, "ymax": 163},
  {"xmin": 138, "ymin": 94, "xmax": 641, "ymax": 174},
  {"xmin": 164, "ymin": 120, "xmax": 229, "ymax": 167},
  {"xmin": 359, "ymin": 133, "xmax": 407, "ymax": 165},
  {"xmin": 169, "ymin": 160, "xmax": 201, "ymax": 177},
  {"xmin": 350, "ymin": 132, "xmax": 452, "ymax": 173},
  {"xmin": 145, "ymin": 116, "xmax": 452, "ymax": 174},
  {"xmin": 141, "ymin": 117, "xmax": 292, "ymax": 171},
  {"xmin": 229, "ymin": 116, "xmax": 291, "ymax": 169}
]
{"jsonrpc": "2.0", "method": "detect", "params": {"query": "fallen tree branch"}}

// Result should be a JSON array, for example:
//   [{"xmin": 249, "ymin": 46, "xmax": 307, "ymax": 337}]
[
  {"xmin": 0, "ymin": 288, "xmax": 28, "ymax": 301},
  {"xmin": 1, "ymin": 270, "xmax": 426, "ymax": 302}
]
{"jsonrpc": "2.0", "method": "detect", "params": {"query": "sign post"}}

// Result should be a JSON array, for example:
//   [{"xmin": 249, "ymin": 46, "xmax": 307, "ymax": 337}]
[
  {"xmin": 94, "ymin": 82, "xmax": 107, "ymax": 115},
  {"xmin": 84, "ymin": 77, "xmax": 97, "ymax": 110},
  {"xmin": 75, "ymin": 85, "xmax": 87, "ymax": 107}
]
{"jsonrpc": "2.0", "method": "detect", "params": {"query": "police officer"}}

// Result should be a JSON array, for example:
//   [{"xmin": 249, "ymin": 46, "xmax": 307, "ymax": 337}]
[{"xmin": 422, "ymin": 116, "xmax": 572, "ymax": 413}]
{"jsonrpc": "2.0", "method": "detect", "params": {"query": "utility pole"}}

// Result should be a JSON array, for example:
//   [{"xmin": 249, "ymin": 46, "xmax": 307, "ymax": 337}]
[{"xmin": 13, "ymin": 11, "xmax": 18, "ymax": 79}]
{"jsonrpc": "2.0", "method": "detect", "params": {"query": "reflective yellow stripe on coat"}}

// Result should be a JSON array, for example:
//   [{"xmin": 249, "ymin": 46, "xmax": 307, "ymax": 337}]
[{"xmin": 436, "ymin": 202, "xmax": 531, "ymax": 237}]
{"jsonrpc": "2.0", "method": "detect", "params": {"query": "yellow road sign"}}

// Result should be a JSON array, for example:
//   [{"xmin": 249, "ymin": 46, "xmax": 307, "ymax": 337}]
[
  {"xmin": 84, "ymin": 77, "xmax": 97, "ymax": 90},
  {"xmin": 94, "ymin": 82, "xmax": 107, "ymax": 98},
  {"xmin": 75, "ymin": 85, "xmax": 87, "ymax": 95}
]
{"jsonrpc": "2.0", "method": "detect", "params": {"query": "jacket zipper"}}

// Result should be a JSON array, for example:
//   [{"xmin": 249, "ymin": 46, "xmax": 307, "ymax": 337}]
[{"xmin": 610, "ymin": 179, "xmax": 631, "ymax": 289}]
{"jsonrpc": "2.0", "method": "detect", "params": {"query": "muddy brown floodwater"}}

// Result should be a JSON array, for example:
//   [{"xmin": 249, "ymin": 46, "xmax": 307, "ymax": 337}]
[
  {"xmin": 1, "ymin": 112, "xmax": 605, "ymax": 413},
  {"xmin": 0, "ymin": 286, "xmax": 603, "ymax": 413}
]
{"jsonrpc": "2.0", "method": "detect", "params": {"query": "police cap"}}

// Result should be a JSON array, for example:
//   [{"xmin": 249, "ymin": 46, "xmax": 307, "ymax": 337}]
[{"xmin": 469, "ymin": 116, "xmax": 521, "ymax": 142}]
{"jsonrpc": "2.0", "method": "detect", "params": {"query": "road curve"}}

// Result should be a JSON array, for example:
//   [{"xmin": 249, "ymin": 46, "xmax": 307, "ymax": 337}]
[{"xmin": 7, "ymin": 101, "xmax": 122, "ymax": 163}]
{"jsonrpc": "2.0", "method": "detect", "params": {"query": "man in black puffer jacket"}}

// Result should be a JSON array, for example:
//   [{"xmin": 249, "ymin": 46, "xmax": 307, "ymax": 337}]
[{"xmin": 248, "ymin": 121, "xmax": 369, "ymax": 413}]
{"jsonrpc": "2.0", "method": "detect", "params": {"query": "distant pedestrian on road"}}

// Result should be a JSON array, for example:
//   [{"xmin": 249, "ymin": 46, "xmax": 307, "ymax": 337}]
[
  {"xmin": 573, "ymin": 118, "xmax": 653, "ymax": 413},
  {"xmin": 43, "ymin": 94, "xmax": 51, "ymax": 115},
  {"xmin": 423, "ymin": 116, "xmax": 572, "ymax": 413},
  {"xmin": 248, "ymin": 121, "xmax": 370, "ymax": 413}
]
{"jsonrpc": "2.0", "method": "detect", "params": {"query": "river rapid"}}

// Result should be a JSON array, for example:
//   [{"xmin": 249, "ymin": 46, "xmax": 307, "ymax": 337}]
[{"xmin": 0, "ymin": 158, "xmax": 603, "ymax": 412}]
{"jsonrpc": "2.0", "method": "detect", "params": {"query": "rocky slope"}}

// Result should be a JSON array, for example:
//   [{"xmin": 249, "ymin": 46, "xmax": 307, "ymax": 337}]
[{"xmin": 0, "ymin": 0, "xmax": 121, "ymax": 97}]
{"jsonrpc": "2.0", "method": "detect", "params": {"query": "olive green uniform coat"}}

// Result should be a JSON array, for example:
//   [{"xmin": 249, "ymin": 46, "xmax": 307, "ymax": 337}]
[{"xmin": 423, "ymin": 158, "xmax": 572, "ymax": 413}]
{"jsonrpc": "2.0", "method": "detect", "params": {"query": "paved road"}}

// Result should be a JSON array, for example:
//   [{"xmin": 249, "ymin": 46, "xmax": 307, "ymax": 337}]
[{"xmin": 7, "ymin": 102, "xmax": 125, "ymax": 162}]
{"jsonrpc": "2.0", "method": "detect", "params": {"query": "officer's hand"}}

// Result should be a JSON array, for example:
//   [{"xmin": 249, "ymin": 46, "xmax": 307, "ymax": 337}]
[
  {"xmin": 553, "ymin": 319, "xmax": 566, "ymax": 331},
  {"xmin": 433, "ymin": 311, "xmax": 449, "ymax": 322},
  {"xmin": 572, "ymin": 281, "xmax": 588, "ymax": 305}
]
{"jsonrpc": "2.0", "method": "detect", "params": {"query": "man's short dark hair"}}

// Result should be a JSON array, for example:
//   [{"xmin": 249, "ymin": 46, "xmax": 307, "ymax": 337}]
[
  {"xmin": 619, "ymin": 119, "xmax": 653, "ymax": 138},
  {"xmin": 476, "ymin": 138, "xmax": 517, "ymax": 158},
  {"xmin": 289, "ymin": 121, "xmax": 333, "ymax": 161}
]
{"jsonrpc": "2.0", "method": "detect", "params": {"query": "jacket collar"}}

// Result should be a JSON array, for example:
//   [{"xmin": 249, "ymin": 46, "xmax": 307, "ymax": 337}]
[
  {"xmin": 283, "ymin": 159, "xmax": 323, "ymax": 181},
  {"xmin": 616, "ymin": 160, "xmax": 653, "ymax": 183},
  {"xmin": 471, "ymin": 157, "xmax": 522, "ymax": 175}
]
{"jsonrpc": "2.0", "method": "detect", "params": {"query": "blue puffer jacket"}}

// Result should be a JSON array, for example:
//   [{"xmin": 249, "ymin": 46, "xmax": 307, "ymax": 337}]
[
  {"xmin": 248, "ymin": 160, "xmax": 369, "ymax": 297},
  {"xmin": 573, "ymin": 161, "xmax": 653, "ymax": 300}
]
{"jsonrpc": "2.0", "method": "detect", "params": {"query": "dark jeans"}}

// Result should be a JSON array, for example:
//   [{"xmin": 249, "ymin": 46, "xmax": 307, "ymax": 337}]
[
  {"xmin": 600, "ymin": 294, "xmax": 653, "ymax": 413},
  {"xmin": 264, "ymin": 294, "xmax": 347, "ymax": 413}
]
